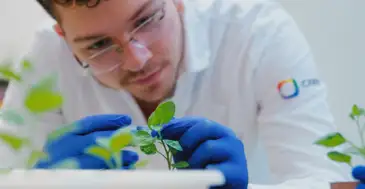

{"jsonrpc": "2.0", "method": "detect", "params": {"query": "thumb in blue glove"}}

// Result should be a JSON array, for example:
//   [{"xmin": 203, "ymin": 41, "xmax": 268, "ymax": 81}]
[
  {"xmin": 34, "ymin": 114, "xmax": 139, "ymax": 169},
  {"xmin": 161, "ymin": 116, "xmax": 249, "ymax": 189},
  {"xmin": 353, "ymin": 166, "xmax": 365, "ymax": 189}
]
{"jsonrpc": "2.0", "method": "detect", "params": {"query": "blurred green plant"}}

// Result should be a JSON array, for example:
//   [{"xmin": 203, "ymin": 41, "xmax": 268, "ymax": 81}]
[
  {"xmin": 314, "ymin": 104, "xmax": 365, "ymax": 167},
  {"xmin": 84, "ymin": 128, "xmax": 137, "ymax": 169},
  {"xmin": 0, "ymin": 59, "xmax": 59, "ymax": 169},
  {"xmin": 0, "ymin": 59, "xmax": 187, "ymax": 171},
  {"xmin": 0, "ymin": 60, "xmax": 145, "ymax": 170}
]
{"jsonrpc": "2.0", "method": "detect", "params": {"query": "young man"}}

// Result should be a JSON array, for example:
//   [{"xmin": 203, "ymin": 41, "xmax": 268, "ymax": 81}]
[{"xmin": 0, "ymin": 0, "xmax": 352, "ymax": 188}]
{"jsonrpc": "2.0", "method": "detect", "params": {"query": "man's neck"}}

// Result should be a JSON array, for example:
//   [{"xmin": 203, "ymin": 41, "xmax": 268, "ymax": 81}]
[
  {"xmin": 136, "ymin": 100, "xmax": 160, "ymax": 120},
  {"xmin": 135, "ymin": 84, "xmax": 176, "ymax": 120}
]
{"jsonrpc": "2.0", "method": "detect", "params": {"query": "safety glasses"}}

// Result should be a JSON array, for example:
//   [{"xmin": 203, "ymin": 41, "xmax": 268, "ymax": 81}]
[{"xmin": 80, "ymin": 1, "xmax": 166, "ymax": 76}]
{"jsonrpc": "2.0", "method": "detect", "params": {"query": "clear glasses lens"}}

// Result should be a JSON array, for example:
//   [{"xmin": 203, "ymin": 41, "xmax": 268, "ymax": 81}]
[{"xmin": 83, "ymin": 2, "xmax": 166, "ymax": 75}]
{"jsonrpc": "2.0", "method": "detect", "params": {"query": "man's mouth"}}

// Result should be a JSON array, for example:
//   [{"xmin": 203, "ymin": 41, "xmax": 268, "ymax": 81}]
[{"xmin": 129, "ymin": 66, "xmax": 164, "ymax": 85}]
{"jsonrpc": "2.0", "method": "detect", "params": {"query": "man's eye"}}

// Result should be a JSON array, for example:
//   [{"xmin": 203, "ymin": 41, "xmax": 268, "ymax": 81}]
[
  {"xmin": 87, "ymin": 38, "xmax": 113, "ymax": 50},
  {"xmin": 135, "ymin": 16, "xmax": 152, "ymax": 28}
]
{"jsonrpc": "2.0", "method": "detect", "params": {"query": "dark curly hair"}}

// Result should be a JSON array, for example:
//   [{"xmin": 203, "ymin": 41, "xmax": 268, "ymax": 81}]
[{"xmin": 36, "ymin": 0, "xmax": 105, "ymax": 20}]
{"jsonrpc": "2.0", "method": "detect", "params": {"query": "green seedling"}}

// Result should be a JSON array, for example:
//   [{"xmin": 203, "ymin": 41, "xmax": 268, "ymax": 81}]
[
  {"xmin": 132, "ymin": 101, "xmax": 189, "ymax": 170},
  {"xmin": 314, "ymin": 104, "xmax": 365, "ymax": 167},
  {"xmin": 84, "ymin": 100, "xmax": 189, "ymax": 170}
]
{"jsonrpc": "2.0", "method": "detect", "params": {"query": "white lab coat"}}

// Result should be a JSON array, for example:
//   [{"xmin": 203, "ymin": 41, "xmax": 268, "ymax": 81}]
[{"xmin": 0, "ymin": 0, "xmax": 352, "ymax": 188}]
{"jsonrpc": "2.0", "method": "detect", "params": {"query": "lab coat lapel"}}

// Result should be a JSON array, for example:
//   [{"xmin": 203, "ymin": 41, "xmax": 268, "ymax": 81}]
[{"xmin": 167, "ymin": 0, "xmax": 217, "ymax": 117}]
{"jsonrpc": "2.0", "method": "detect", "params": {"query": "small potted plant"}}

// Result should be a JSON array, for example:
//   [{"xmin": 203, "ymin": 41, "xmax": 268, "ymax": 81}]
[
  {"xmin": 315, "ymin": 104, "xmax": 365, "ymax": 189},
  {"xmin": 0, "ymin": 60, "xmax": 224, "ymax": 189}
]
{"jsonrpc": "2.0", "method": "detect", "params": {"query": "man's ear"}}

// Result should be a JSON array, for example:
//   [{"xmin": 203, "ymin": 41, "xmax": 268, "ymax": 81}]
[
  {"xmin": 173, "ymin": 0, "xmax": 184, "ymax": 13},
  {"xmin": 53, "ymin": 24, "xmax": 65, "ymax": 37}
]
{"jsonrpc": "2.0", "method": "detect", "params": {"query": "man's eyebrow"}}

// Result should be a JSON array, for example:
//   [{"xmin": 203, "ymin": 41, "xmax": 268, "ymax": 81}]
[
  {"xmin": 128, "ymin": 0, "xmax": 154, "ymax": 21},
  {"xmin": 73, "ymin": 34, "xmax": 104, "ymax": 43},
  {"xmin": 72, "ymin": 0, "xmax": 153, "ymax": 43}
]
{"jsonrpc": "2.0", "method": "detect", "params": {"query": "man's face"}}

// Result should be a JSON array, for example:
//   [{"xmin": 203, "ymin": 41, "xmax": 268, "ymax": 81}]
[{"xmin": 55, "ymin": 0, "xmax": 184, "ymax": 103}]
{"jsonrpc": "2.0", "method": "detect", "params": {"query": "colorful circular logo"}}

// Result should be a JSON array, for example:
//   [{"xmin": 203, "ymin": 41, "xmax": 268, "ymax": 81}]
[{"xmin": 277, "ymin": 79, "xmax": 300, "ymax": 99}]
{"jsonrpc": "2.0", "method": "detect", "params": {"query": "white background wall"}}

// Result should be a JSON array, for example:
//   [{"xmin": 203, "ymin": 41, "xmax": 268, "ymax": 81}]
[{"xmin": 1, "ymin": 0, "xmax": 364, "ymax": 164}]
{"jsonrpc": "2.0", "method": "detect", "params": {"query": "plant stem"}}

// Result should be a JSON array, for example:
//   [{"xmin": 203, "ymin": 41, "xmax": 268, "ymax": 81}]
[
  {"xmin": 356, "ymin": 118, "xmax": 365, "ymax": 147},
  {"xmin": 160, "ymin": 139, "xmax": 171, "ymax": 170},
  {"xmin": 157, "ymin": 150, "xmax": 168, "ymax": 160},
  {"xmin": 168, "ymin": 152, "xmax": 175, "ymax": 170},
  {"xmin": 347, "ymin": 140, "xmax": 365, "ymax": 159},
  {"xmin": 106, "ymin": 159, "xmax": 115, "ymax": 169},
  {"xmin": 113, "ymin": 153, "xmax": 122, "ymax": 169}
]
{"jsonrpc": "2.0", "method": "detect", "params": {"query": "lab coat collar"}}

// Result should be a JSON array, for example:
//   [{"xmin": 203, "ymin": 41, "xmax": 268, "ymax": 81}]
[
  {"xmin": 168, "ymin": 2, "xmax": 213, "ymax": 117},
  {"xmin": 181, "ymin": 0, "xmax": 212, "ymax": 73}
]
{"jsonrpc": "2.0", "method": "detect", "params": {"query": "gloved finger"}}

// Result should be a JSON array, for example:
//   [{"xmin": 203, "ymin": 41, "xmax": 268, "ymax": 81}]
[
  {"xmin": 188, "ymin": 139, "xmax": 231, "ymax": 169},
  {"xmin": 160, "ymin": 117, "xmax": 197, "ymax": 140},
  {"xmin": 110, "ymin": 150, "xmax": 140, "ymax": 168},
  {"xmin": 353, "ymin": 165, "xmax": 365, "ymax": 181},
  {"xmin": 161, "ymin": 117, "xmax": 235, "ymax": 142},
  {"xmin": 72, "ymin": 114, "xmax": 132, "ymax": 135},
  {"xmin": 163, "ymin": 119, "xmax": 236, "ymax": 153},
  {"xmin": 46, "ymin": 131, "xmax": 115, "ymax": 162},
  {"xmin": 206, "ymin": 162, "xmax": 248, "ymax": 189}
]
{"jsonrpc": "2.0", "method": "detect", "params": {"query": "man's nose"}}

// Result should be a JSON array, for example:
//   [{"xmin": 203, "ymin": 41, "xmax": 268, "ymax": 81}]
[{"xmin": 122, "ymin": 40, "xmax": 153, "ymax": 72}]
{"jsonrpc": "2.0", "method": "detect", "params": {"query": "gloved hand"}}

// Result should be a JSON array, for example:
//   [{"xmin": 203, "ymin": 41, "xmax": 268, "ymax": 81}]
[
  {"xmin": 353, "ymin": 165, "xmax": 365, "ymax": 189},
  {"xmin": 34, "ymin": 114, "xmax": 139, "ymax": 169},
  {"xmin": 161, "ymin": 116, "xmax": 248, "ymax": 189}
]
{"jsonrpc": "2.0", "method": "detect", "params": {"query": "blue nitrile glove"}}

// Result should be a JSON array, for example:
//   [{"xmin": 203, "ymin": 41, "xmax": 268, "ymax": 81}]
[
  {"xmin": 160, "ymin": 116, "xmax": 249, "ymax": 189},
  {"xmin": 352, "ymin": 166, "xmax": 365, "ymax": 189},
  {"xmin": 34, "ymin": 114, "xmax": 139, "ymax": 169}
]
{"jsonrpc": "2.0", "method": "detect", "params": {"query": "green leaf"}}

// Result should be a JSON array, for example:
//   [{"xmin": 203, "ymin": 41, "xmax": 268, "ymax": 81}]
[
  {"xmin": 140, "ymin": 143, "xmax": 157, "ymax": 155},
  {"xmin": 169, "ymin": 146, "xmax": 178, "ymax": 155},
  {"xmin": 172, "ymin": 161, "xmax": 189, "ymax": 169},
  {"xmin": 134, "ymin": 160, "xmax": 149, "ymax": 169},
  {"xmin": 147, "ymin": 101, "xmax": 175, "ymax": 130},
  {"xmin": 135, "ymin": 130, "xmax": 155, "ymax": 146},
  {"xmin": 27, "ymin": 150, "xmax": 48, "ymax": 168},
  {"xmin": 85, "ymin": 145, "xmax": 111, "ymax": 161},
  {"xmin": 0, "ymin": 110, "xmax": 25, "ymax": 125},
  {"xmin": 24, "ymin": 90, "xmax": 63, "ymax": 114},
  {"xmin": 51, "ymin": 159, "xmax": 79, "ymax": 169},
  {"xmin": 327, "ymin": 151, "xmax": 352, "ymax": 166},
  {"xmin": 0, "ymin": 133, "xmax": 29, "ymax": 151},
  {"xmin": 164, "ymin": 140, "xmax": 183, "ymax": 151},
  {"xmin": 314, "ymin": 132, "xmax": 346, "ymax": 147},
  {"xmin": 110, "ymin": 132, "xmax": 132, "ymax": 153},
  {"xmin": 21, "ymin": 60, "xmax": 32, "ymax": 71},
  {"xmin": 0, "ymin": 168, "xmax": 12, "ymax": 175},
  {"xmin": 0, "ymin": 168, "xmax": 12, "ymax": 174},
  {"xmin": 24, "ymin": 76, "xmax": 63, "ymax": 113},
  {"xmin": 349, "ymin": 113, "xmax": 355, "ymax": 120},
  {"xmin": 47, "ymin": 123, "xmax": 76, "ymax": 142},
  {"xmin": 96, "ymin": 137, "xmax": 111, "ymax": 149},
  {"xmin": 0, "ymin": 64, "xmax": 21, "ymax": 81},
  {"xmin": 351, "ymin": 104, "xmax": 365, "ymax": 118}
]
